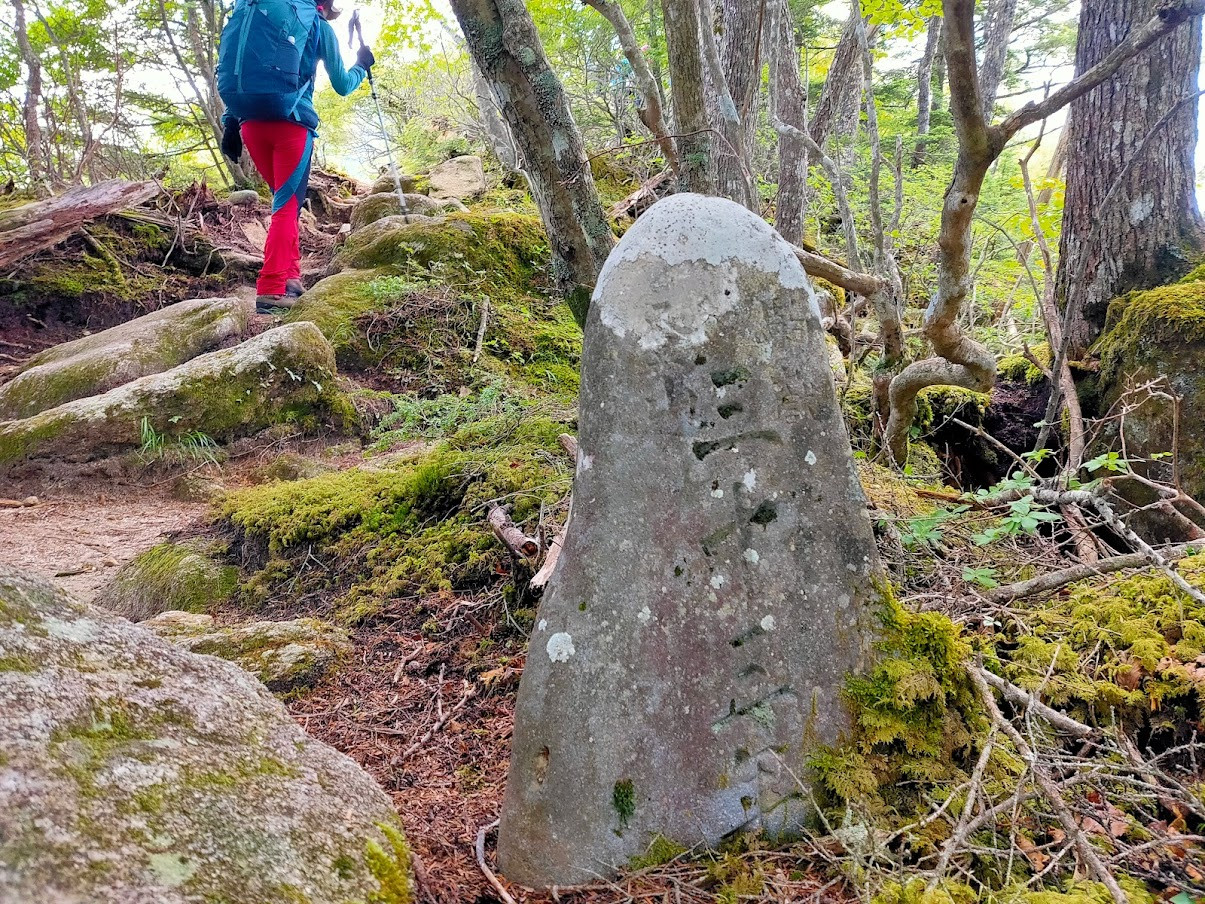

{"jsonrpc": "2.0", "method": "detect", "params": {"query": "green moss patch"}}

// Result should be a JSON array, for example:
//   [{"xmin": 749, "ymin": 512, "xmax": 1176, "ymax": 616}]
[
  {"xmin": 221, "ymin": 405, "xmax": 573, "ymax": 624},
  {"xmin": 94, "ymin": 540, "xmax": 238, "ymax": 622}
]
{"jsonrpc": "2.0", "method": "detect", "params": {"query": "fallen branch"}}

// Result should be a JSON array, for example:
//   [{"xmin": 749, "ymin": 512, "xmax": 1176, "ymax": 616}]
[
  {"xmin": 0, "ymin": 179, "xmax": 161, "ymax": 269},
  {"xmin": 968, "ymin": 664, "xmax": 1128, "ymax": 904},
  {"xmin": 472, "ymin": 297, "xmax": 490, "ymax": 363},
  {"xmin": 975, "ymin": 667, "xmax": 1097, "ymax": 738},
  {"xmin": 986, "ymin": 540, "xmax": 1205, "ymax": 603},
  {"xmin": 488, "ymin": 505, "xmax": 539, "ymax": 558},
  {"xmin": 475, "ymin": 820, "xmax": 519, "ymax": 904},
  {"xmin": 791, "ymin": 244, "xmax": 885, "ymax": 297},
  {"xmin": 386, "ymin": 680, "xmax": 477, "ymax": 757}
]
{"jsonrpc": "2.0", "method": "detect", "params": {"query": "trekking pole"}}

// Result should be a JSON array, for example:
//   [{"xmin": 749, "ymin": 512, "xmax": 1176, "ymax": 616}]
[{"xmin": 349, "ymin": 9, "xmax": 410, "ymax": 219}]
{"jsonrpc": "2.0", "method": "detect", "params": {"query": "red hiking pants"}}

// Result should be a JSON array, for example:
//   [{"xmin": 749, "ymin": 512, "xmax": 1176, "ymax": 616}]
[{"xmin": 240, "ymin": 120, "xmax": 314, "ymax": 296}]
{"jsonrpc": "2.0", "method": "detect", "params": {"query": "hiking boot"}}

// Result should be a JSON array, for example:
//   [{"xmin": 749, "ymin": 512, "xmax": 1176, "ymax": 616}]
[
  {"xmin": 256, "ymin": 294, "xmax": 297, "ymax": 315},
  {"xmin": 285, "ymin": 278, "xmax": 306, "ymax": 298}
]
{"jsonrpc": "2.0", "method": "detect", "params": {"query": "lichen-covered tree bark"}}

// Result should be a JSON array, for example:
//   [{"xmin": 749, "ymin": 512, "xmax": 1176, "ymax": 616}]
[
  {"xmin": 661, "ymin": 0, "xmax": 715, "ymax": 194},
  {"xmin": 12, "ymin": 0, "xmax": 46, "ymax": 190},
  {"xmin": 978, "ymin": 0, "xmax": 1019, "ymax": 117},
  {"xmin": 767, "ymin": 0, "xmax": 810, "ymax": 245},
  {"xmin": 912, "ymin": 15, "xmax": 942, "ymax": 167},
  {"xmin": 448, "ymin": 0, "xmax": 615, "ymax": 326},
  {"xmin": 705, "ymin": 0, "xmax": 762, "ymax": 209},
  {"xmin": 1054, "ymin": 0, "xmax": 1205, "ymax": 355}
]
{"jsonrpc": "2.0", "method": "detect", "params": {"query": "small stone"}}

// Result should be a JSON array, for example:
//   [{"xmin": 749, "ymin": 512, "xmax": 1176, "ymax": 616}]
[
  {"xmin": 428, "ymin": 155, "xmax": 486, "ymax": 201},
  {"xmin": 228, "ymin": 189, "xmax": 260, "ymax": 206},
  {"xmin": 101, "ymin": 557, "xmax": 118, "ymax": 568},
  {"xmin": 21, "ymin": 496, "xmax": 38, "ymax": 506}
]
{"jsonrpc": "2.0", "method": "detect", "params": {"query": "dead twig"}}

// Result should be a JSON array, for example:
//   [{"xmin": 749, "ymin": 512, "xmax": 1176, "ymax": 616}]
[{"xmin": 475, "ymin": 819, "xmax": 519, "ymax": 904}]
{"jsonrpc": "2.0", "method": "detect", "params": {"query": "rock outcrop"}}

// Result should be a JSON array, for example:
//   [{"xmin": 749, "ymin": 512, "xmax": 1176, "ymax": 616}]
[
  {"xmin": 0, "ymin": 296, "xmax": 251, "ymax": 420},
  {"xmin": 370, "ymin": 173, "xmax": 418, "ymax": 195},
  {"xmin": 0, "ymin": 322, "xmax": 350, "ymax": 471},
  {"xmin": 497, "ymin": 194, "xmax": 885, "ymax": 887},
  {"xmin": 349, "ymin": 192, "xmax": 466, "ymax": 232},
  {"xmin": 144, "ymin": 611, "xmax": 351, "ymax": 693},
  {"xmin": 0, "ymin": 567, "xmax": 412, "ymax": 904},
  {"xmin": 428, "ymin": 155, "xmax": 486, "ymax": 201}
]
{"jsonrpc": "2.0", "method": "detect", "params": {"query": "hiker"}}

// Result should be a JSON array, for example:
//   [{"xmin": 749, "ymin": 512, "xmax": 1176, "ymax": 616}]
[{"xmin": 217, "ymin": 0, "xmax": 374, "ymax": 313}]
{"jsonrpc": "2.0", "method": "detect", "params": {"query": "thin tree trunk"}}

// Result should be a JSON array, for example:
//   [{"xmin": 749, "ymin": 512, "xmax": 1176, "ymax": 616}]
[
  {"xmin": 912, "ymin": 15, "xmax": 942, "ymax": 167},
  {"xmin": 810, "ymin": 10, "xmax": 864, "ymax": 151},
  {"xmin": 1054, "ymin": 0, "xmax": 1205, "ymax": 355},
  {"xmin": 767, "ymin": 0, "xmax": 809, "ymax": 245},
  {"xmin": 661, "ymin": 0, "xmax": 715, "ymax": 193},
  {"xmin": 12, "ymin": 0, "xmax": 46, "ymax": 190},
  {"xmin": 979, "ymin": 0, "xmax": 1019, "ymax": 118},
  {"xmin": 449, "ymin": 0, "xmax": 615, "ymax": 327},
  {"xmin": 470, "ymin": 60, "xmax": 523, "ymax": 172},
  {"xmin": 697, "ymin": 0, "xmax": 756, "ymax": 208},
  {"xmin": 583, "ymin": 0, "xmax": 680, "ymax": 174}
]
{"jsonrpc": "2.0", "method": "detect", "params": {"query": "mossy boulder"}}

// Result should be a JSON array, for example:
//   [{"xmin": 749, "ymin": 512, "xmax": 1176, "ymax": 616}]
[
  {"xmin": 143, "ymin": 611, "xmax": 351, "ymax": 693},
  {"xmin": 0, "ymin": 296, "xmax": 252, "ymax": 420},
  {"xmin": 0, "ymin": 323, "xmax": 352, "ymax": 472},
  {"xmin": 93, "ymin": 540, "xmax": 238, "ymax": 622},
  {"xmin": 370, "ymin": 173, "xmax": 419, "ymax": 195},
  {"xmin": 348, "ymin": 192, "xmax": 465, "ymax": 231},
  {"xmin": 1090, "ymin": 277, "xmax": 1205, "ymax": 501},
  {"xmin": 0, "ymin": 567, "xmax": 412, "ymax": 904}
]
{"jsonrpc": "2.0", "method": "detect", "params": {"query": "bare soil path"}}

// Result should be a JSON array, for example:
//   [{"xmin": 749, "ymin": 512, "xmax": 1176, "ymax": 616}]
[{"xmin": 0, "ymin": 490, "xmax": 206, "ymax": 602}]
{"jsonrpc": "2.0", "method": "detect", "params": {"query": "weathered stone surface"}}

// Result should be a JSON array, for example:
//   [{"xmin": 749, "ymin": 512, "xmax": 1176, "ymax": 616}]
[
  {"xmin": 1089, "ymin": 278, "xmax": 1205, "ymax": 534},
  {"xmin": 0, "ymin": 322, "xmax": 350, "ymax": 470},
  {"xmin": 228, "ymin": 189, "xmax": 261, "ymax": 206},
  {"xmin": 428, "ymin": 155, "xmax": 486, "ymax": 200},
  {"xmin": 93, "ymin": 540, "xmax": 238, "ymax": 622},
  {"xmin": 349, "ymin": 192, "xmax": 467, "ymax": 232},
  {"xmin": 0, "ymin": 567, "xmax": 412, "ymax": 904},
  {"xmin": 0, "ymin": 297, "xmax": 251, "ymax": 420},
  {"xmin": 144, "ymin": 611, "xmax": 351, "ymax": 693},
  {"xmin": 370, "ymin": 173, "xmax": 418, "ymax": 195},
  {"xmin": 497, "ymin": 194, "xmax": 884, "ymax": 888}
]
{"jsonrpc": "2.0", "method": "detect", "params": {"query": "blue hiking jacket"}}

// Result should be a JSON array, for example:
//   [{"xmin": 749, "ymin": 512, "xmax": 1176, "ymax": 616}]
[{"xmin": 223, "ymin": 16, "xmax": 365, "ymax": 134}]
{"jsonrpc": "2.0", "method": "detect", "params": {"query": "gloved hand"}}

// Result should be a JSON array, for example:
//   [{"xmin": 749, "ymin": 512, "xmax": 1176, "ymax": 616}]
[
  {"xmin": 356, "ymin": 45, "xmax": 375, "ymax": 73},
  {"xmin": 220, "ymin": 119, "xmax": 243, "ymax": 163}
]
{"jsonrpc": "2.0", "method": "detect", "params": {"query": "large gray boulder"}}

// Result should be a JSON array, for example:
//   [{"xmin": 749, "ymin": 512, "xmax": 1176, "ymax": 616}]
[
  {"xmin": 428, "ymin": 155, "xmax": 486, "ymax": 201},
  {"xmin": 497, "ymin": 194, "xmax": 885, "ymax": 888},
  {"xmin": 0, "ymin": 297, "xmax": 251, "ymax": 420},
  {"xmin": 0, "ymin": 567, "xmax": 412, "ymax": 904},
  {"xmin": 0, "ymin": 322, "xmax": 350, "ymax": 470}
]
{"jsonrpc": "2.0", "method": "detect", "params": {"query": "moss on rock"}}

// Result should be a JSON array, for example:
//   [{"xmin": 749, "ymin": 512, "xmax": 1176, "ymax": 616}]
[
  {"xmin": 143, "ymin": 611, "xmax": 351, "ymax": 694},
  {"xmin": 94, "ymin": 540, "xmax": 238, "ymax": 622},
  {"xmin": 348, "ymin": 193, "xmax": 464, "ymax": 231},
  {"xmin": 221, "ymin": 406, "xmax": 573, "ymax": 624},
  {"xmin": 0, "ymin": 323, "xmax": 354, "ymax": 471}
]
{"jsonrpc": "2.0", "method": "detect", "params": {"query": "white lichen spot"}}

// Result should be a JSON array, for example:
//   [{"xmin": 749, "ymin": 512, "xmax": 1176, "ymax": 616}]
[
  {"xmin": 710, "ymin": 574, "xmax": 726, "ymax": 589},
  {"xmin": 537, "ymin": 619, "xmax": 548, "ymax": 632},
  {"xmin": 742, "ymin": 470, "xmax": 757, "ymax": 490},
  {"xmin": 743, "ymin": 548, "xmax": 760, "ymax": 564},
  {"xmin": 546, "ymin": 632, "xmax": 576, "ymax": 663},
  {"xmin": 715, "ymin": 385, "xmax": 727, "ymax": 399},
  {"xmin": 1129, "ymin": 194, "xmax": 1155, "ymax": 224},
  {"xmin": 711, "ymin": 488, "xmax": 724, "ymax": 498},
  {"xmin": 637, "ymin": 606, "xmax": 652, "ymax": 625},
  {"xmin": 805, "ymin": 450, "xmax": 817, "ymax": 466},
  {"xmin": 577, "ymin": 453, "xmax": 593, "ymax": 473},
  {"xmin": 760, "ymin": 615, "xmax": 777, "ymax": 632}
]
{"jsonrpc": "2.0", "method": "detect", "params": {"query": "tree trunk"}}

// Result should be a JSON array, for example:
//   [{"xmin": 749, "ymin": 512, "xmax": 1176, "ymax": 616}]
[
  {"xmin": 767, "ymin": 0, "xmax": 809, "ymax": 245},
  {"xmin": 12, "ymin": 0, "xmax": 46, "ymax": 190},
  {"xmin": 912, "ymin": 15, "xmax": 942, "ymax": 166},
  {"xmin": 583, "ymin": 0, "xmax": 680, "ymax": 174},
  {"xmin": 470, "ymin": 59, "xmax": 523, "ymax": 172},
  {"xmin": 810, "ymin": 10, "xmax": 864, "ymax": 151},
  {"xmin": 661, "ymin": 0, "xmax": 715, "ymax": 193},
  {"xmin": 449, "ymin": 0, "xmax": 615, "ymax": 327},
  {"xmin": 708, "ymin": 0, "xmax": 763, "ymax": 209},
  {"xmin": 1054, "ymin": 0, "xmax": 1205, "ymax": 355},
  {"xmin": 978, "ymin": 0, "xmax": 1019, "ymax": 118},
  {"xmin": 0, "ymin": 180, "xmax": 161, "ymax": 269}
]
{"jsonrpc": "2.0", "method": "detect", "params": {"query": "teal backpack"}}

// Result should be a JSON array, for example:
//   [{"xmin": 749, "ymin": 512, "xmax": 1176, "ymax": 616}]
[{"xmin": 217, "ymin": 0, "xmax": 322, "ymax": 128}]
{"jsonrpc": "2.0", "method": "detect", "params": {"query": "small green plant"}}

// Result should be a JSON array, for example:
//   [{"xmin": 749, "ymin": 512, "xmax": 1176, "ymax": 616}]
[
  {"xmin": 961, "ymin": 565, "xmax": 1000, "ymax": 589},
  {"xmin": 137, "ymin": 417, "xmax": 220, "ymax": 464},
  {"xmin": 612, "ymin": 778, "xmax": 636, "ymax": 832},
  {"xmin": 370, "ymin": 381, "xmax": 524, "ymax": 450},
  {"xmin": 898, "ymin": 504, "xmax": 969, "ymax": 549},
  {"xmin": 972, "ymin": 496, "xmax": 1060, "ymax": 546},
  {"xmin": 139, "ymin": 416, "xmax": 165, "ymax": 456}
]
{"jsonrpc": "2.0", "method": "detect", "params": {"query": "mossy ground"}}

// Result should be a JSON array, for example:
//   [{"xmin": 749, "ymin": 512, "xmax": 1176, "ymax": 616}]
[{"xmin": 93, "ymin": 540, "xmax": 238, "ymax": 622}]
